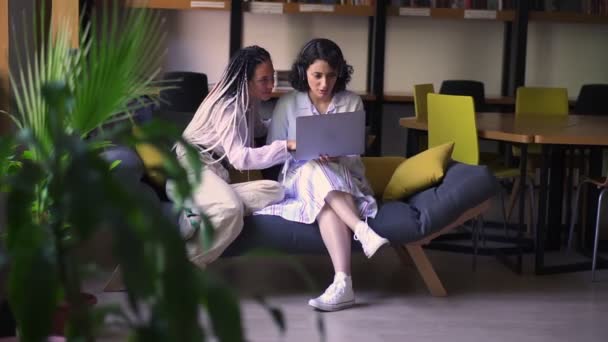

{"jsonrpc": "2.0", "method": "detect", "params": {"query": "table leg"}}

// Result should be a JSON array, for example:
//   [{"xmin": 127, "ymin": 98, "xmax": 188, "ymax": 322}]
[
  {"xmin": 535, "ymin": 145, "xmax": 550, "ymax": 274},
  {"xmin": 516, "ymin": 143, "xmax": 528, "ymax": 274},
  {"xmin": 585, "ymin": 147, "xmax": 603, "ymax": 250},
  {"xmin": 406, "ymin": 129, "xmax": 420, "ymax": 157},
  {"xmin": 547, "ymin": 146, "xmax": 565, "ymax": 249}
]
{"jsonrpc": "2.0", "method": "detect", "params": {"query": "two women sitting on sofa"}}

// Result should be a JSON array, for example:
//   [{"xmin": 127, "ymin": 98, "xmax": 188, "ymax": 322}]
[{"xmin": 170, "ymin": 38, "xmax": 388, "ymax": 312}]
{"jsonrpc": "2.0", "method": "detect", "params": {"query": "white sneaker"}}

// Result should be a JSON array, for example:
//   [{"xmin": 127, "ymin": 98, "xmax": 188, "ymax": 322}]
[
  {"xmin": 354, "ymin": 222, "xmax": 389, "ymax": 258},
  {"xmin": 308, "ymin": 273, "xmax": 355, "ymax": 312}
]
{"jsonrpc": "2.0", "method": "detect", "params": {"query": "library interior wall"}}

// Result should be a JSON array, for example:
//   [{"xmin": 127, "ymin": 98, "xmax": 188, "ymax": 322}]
[
  {"xmin": 162, "ymin": 12, "xmax": 608, "ymax": 156},
  {"xmin": 526, "ymin": 22, "xmax": 608, "ymax": 97},
  {"xmin": 163, "ymin": 12, "xmax": 608, "ymax": 97}
]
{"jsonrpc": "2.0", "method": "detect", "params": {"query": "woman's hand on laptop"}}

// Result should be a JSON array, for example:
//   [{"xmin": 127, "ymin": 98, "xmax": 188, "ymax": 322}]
[
  {"xmin": 318, "ymin": 154, "xmax": 339, "ymax": 163},
  {"xmin": 286, "ymin": 140, "xmax": 297, "ymax": 151}
]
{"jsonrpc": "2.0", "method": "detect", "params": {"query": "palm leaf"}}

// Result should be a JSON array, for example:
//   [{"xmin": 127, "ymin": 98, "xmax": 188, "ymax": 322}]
[
  {"xmin": 70, "ymin": 4, "xmax": 165, "ymax": 135},
  {"xmin": 9, "ymin": 1, "xmax": 166, "ymax": 158}
]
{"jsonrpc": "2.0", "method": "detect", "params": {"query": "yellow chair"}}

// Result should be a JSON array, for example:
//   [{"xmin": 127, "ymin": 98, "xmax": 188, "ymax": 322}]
[
  {"xmin": 412, "ymin": 84, "xmax": 435, "ymax": 152},
  {"xmin": 516, "ymin": 86, "xmax": 569, "ymax": 117},
  {"xmin": 414, "ymin": 83, "xmax": 435, "ymax": 122},
  {"xmin": 427, "ymin": 93, "xmax": 536, "ymax": 255},
  {"xmin": 510, "ymin": 87, "xmax": 569, "ymax": 225},
  {"xmin": 513, "ymin": 86, "xmax": 569, "ymax": 157}
]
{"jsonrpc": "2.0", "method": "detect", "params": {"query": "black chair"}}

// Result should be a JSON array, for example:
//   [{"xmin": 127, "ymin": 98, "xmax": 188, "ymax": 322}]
[
  {"xmin": 574, "ymin": 84, "xmax": 608, "ymax": 115},
  {"xmin": 160, "ymin": 71, "xmax": 209, "ymax": 112},
  {"xmin": 439, "ymin": 80, "xmax": 487, "ymax": 112}
]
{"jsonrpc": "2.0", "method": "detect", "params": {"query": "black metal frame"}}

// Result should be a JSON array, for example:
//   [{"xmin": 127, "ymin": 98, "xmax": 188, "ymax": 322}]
[
  {"xmin": 367, "ymin": 0, "xmax": 387, "ymax": 156},
  {"xmin": 229, "ymin": 0, "xmax": 243, "ymax": 57},
  {"xmin": 505, "ymin": 0, "xmax": 529, "ymax": 96},
  {"xmin": 534, "ymin": 144, "xmax": 608, "ymax": 275}
]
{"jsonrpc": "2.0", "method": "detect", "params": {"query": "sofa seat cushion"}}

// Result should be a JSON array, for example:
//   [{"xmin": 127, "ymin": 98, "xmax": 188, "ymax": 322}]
[
  {"xmin": 222, "ymin": 162, "xmax": 498, "ymax": 257},
  {"xmin": 222, "ymin": 201, "xmax": 420, "ymax": 256},
  {"xmin": 408, "ymin": 162, "xmax": 498, "ymax": 236}
]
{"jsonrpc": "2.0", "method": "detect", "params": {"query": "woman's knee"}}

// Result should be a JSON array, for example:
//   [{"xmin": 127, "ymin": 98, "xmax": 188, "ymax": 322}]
[
  {"xmin": 325, "ymin": 190, "xmax": 351, "ymax": 203},
  {"xmin": 215, "ymin": 198, "xmax": 244, "ymax": 238}
]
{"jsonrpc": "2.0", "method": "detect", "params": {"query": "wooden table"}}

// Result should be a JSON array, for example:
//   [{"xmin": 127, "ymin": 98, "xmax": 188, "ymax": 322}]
[
  {"xmin": 400, "ymin": 112, "xmax": 608, "ymax": 275},
  {"xmin": 400, "ymin": 112, "xmax": 534, "ymax": 273},
  {"xmin": 386, "ymin": 92, "xmax": 516, "ymax": 105}
]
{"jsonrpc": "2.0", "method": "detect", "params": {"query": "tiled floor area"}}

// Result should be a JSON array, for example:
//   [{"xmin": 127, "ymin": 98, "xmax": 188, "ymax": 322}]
[{"xmin": 92, "ymin": 247, "xmax": 608, "ymax": 342}]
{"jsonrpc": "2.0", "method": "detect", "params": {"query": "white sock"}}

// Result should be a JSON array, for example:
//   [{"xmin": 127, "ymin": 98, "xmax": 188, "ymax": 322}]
[
  {"xmin": 354, "ymin": 221, "xmax": 368, "ymax": 234},
  {"xmin": 334, "ymin": 271, "xmax": 350, "ymax": 283}
]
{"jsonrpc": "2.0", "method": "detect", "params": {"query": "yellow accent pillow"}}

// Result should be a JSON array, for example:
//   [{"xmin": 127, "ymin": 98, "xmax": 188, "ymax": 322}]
[
  {"xmin": 135, "ymin": 143, "xmax": 166, "ymax": 186},
  {"xmin": 361, "ymin": 156, "xmax": 406, "ymax": 197},
  {"xmin": 382, "ymin": 142, "xmax": 454, "ymax": 201}
]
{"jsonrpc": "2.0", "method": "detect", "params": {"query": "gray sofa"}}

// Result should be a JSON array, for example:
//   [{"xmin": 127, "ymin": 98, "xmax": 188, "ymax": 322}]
[{"xmin": 102, "ymin": 146, "xmax": 498, "ymax": 296}]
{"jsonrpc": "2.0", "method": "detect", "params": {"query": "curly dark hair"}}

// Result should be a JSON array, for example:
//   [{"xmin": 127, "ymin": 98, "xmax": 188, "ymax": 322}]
[{"xmin": 289, "ymin": 38, "xmax": 353, "ymax": 94}]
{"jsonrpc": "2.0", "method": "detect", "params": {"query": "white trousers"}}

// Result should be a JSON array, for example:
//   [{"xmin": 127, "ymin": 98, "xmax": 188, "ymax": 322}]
[{"xmin": 169, "ymin": 166, "xmax": 284, "ymax": 267}]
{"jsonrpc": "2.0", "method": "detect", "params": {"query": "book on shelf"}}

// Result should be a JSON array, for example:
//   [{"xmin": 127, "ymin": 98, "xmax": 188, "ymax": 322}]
[
  {"xmin": 393, "ymin": 0, "xmax": 513, "ymax": 10},
  {"xmin": 248, "ymin": 0, "xmax": 376, "ymax": 5},
  {"xmin": 530, "ymin": 0, "xmax": 608, "ymax": 15}
]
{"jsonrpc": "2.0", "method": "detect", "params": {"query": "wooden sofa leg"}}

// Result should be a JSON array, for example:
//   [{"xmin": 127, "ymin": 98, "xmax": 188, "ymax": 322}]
[{"xmin": 404, "ymin": 245, "xmax": 447, "ymax": 297}]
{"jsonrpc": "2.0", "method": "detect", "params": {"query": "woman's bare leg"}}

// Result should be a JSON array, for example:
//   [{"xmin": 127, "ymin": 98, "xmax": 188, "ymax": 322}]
[
  {"xmin": 324, "ymin": 190, "xmax": 361, "ymax": 231},
  {"xmin": 317, "ymin": 204, "xmax": 352, "ymax": 275}
]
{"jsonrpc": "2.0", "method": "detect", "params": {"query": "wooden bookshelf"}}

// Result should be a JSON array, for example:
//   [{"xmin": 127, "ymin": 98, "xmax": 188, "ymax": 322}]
[
  {"xmin": 387, "ymin": 6, "xmax": 515, "ymax": 21},
  {"xmin": 52, "ymin": 0, "xmax": 80, "ymax": 48},
  {"xmin": 530, "ymin": 11, "xmax": 608, "ymax": 24},
  {"xmin": 245, "ymin": 2, "xmax": 374, "ymax": 16},
  {"xmin": 124, "ymin": 0, "xmax": 230, "ymax": 11}
]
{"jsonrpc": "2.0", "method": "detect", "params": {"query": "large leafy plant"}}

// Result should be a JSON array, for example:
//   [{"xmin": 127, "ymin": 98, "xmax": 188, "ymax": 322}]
[{"xmin": 0, "ymin": 2, "xmax": 249, "ymax": 341}]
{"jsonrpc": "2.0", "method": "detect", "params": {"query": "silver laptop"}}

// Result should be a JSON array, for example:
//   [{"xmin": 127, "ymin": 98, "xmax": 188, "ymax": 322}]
[{"xmin": 293, "ymin": 110, "xmax": 366, "ymax": 161}]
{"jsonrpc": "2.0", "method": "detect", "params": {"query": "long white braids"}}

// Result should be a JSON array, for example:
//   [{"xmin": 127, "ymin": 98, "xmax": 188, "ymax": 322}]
[{"xmin": 175, "ymin": 46, "xmax": 269, "ymax": 165}]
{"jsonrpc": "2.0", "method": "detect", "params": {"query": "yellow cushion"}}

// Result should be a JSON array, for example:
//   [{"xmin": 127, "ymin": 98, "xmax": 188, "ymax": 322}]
[
  {"xmin": 382, "ymin": 142, "xmax": 454, "ymax": 201},
  {"xmin": 135, "ymin": 143, "xmax": 166, "ymax": 186},
  {"xmin": 361, "ymin": 157, "xmax": 406, "ymax": 197}
]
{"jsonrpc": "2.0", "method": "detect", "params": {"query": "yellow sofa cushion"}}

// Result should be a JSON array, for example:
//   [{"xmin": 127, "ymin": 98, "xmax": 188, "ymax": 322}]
[
  {"xmin": 361, "ymin": 156, "xmax": 406, "ymax": 197},
  {"xmin": 382, "ymin": 142, "xmax": 454, "ymax": 201},
  {"xmin": 135, "ymin": 142, "xmax": 167, "ymax": 186}
]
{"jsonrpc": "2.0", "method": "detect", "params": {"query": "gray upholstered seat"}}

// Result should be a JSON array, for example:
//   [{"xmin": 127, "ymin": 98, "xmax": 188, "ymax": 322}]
[{"xmin": 223, "ymin": 162, "xmax": 497, "ymax": 256}]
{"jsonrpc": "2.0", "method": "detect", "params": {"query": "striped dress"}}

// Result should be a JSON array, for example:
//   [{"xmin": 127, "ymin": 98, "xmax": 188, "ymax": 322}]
[
  {"xmin": 256, "ymin": 90, "xmax": 377, "ymax": 224},
  {"xmin": 255, "ymin": 155, "xmax": 377, "ymax": 224}
]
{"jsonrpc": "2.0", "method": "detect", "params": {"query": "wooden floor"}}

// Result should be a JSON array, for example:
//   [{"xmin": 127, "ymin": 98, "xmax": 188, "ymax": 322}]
[{"xmin": 93, "ymin": 248, "xmax": 608, "ymax": 342}]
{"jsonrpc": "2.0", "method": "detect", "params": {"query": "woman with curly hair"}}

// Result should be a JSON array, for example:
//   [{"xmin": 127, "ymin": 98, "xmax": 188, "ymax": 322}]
[{"xmin": 259, "ymin": 38, "xmax": 389, "ymax": 311}]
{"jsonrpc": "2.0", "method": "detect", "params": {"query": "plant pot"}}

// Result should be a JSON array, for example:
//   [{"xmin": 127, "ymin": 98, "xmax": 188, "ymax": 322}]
[
  {"xmin": 0, "ymin": 299, "xmax": 16, "ymax": 338},
  {"xmin": 51, "ymin": 293, "xmax": 97, "ymax": 336}
]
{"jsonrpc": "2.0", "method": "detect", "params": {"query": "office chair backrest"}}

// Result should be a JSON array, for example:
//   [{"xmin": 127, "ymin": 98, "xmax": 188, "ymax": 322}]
[
  {"xmin": 160, "ymin": 71, "xmax": 209, "ymax": 112},
  {"xmin": 515, "ymin": 86, "xmax": 568, "ymax": 117},
  {"xmin": 439, "ymin": 80, "xmax": 486, "ymax": 112},
  {"xmin": 413, "ymin": 83, "xmax": 435, "ymax": 122},
  {"xmin": 574, "ymin": 84, "xmax": 608, "ymax": 115},
  {"xmin": 428, "ymin": 93, "xmax": 479, "ymax": 165}
]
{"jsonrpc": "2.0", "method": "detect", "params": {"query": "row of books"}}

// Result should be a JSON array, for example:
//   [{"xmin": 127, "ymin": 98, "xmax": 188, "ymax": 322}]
[
  {"xmin": 247, "ymin": 0, "xmax": 608, "ymax": 14},
  {"xmin": 248, "ymin": 0, "xmax": 375, "ymax": 5},
  {"xmin": 530, "ymin": 0, "xmax": 608, "ymax": 15},
  {"xmin": 390, "ymin": 0, "xmax": 513, "ymax": 9}
]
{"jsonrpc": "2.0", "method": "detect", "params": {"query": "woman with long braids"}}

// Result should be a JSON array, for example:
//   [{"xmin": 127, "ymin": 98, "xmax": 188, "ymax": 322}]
[{"xmin": 171, "ymin": 46, "xmax": 296, "ymax": 267}]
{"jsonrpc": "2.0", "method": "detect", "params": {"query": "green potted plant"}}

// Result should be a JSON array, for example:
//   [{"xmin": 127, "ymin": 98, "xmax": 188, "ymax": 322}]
[{"xmin": 0, "ymin": 2, "xmax": 257, "ymax": 340}]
